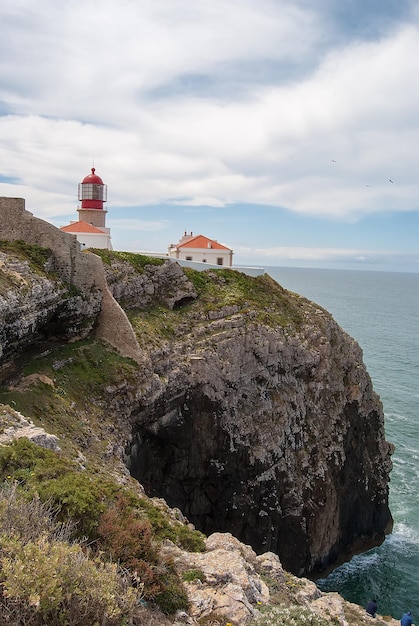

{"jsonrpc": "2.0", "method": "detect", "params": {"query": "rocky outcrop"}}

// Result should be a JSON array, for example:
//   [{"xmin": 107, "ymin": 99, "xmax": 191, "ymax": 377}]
[
  {"xmin": 0, "ymin": 403, "xmax": 61, "ymax": 452},
  {"xmin": 102, "ymin": 254, "xmax": 197, "ymax": 310},
  {"xmin": 0, "ymin": 197, "xmax": 142, "ymax": 364},
  {"xmin": 0, "ymin": 250, "xmax": 101, "ymax": 370},
  {"xmin": 120, "ymin": 270, "xmax": 393, "ymax": 577},
  {"xmin": 161, "ymin": 531, "xmax": 398, "ymax": 626}
]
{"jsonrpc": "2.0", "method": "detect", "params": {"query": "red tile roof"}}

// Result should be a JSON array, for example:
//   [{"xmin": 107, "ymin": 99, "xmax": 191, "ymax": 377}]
[
  {"xmin": 60, "ymin": 221, "xmax": 104, "ymax": 234},
  {"xmin": 177, "ymin": 234, "xmax": 230, "ymax": 251}
]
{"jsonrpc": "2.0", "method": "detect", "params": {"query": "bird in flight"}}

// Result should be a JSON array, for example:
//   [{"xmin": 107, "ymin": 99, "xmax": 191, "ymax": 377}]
[
  {"xmin": 389, "ymin": 179, "xmax": 394, "ymax": 183},
  {"xmin": 332, "ymin": 159, "xmax": 336, "ymax": 162}
]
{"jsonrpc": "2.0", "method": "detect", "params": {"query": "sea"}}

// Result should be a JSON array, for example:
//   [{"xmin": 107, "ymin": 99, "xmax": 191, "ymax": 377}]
[{"xmin": 266, "ymin": 266, "xmax": 419, "ymax": 621}]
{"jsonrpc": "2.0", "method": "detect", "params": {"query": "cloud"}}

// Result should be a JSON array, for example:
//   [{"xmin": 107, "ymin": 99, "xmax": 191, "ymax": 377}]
[
  {"xmin": 240, "ymin": 246, "xmax": 383, "ymax": 262},
  {"xmin": 233, "ymin": 245, "xmax": 419, "ymax": 270},
  {"xmin": 0, "ymin": 0, "xmax": 418, "ymax": 271}
]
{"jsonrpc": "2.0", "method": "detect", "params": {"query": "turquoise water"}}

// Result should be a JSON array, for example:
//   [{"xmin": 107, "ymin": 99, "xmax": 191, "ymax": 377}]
[{"xmin": 266, "ymin": 267, "xmax": 419, "ymax": 620}]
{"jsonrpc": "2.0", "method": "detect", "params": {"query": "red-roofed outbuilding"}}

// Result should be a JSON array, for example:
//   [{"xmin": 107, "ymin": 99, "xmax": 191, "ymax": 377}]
[{"xmin": 168, "ymin": 231, "xmax": 233, "ymax": 266}]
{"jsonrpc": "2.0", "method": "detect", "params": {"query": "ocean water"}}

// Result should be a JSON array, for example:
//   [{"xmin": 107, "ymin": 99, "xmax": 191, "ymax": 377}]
[{"xmin": 266, "ymin": 267, "xmax": 419, "ymax": 620}]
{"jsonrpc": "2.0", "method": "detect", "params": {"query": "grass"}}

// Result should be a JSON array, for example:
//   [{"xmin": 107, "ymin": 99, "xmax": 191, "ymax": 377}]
[
  {"xmin": 182, "ymin": 268, "xmax": 307, "ymax": 329},
  {"xmin": 88, "ymin": 249, "xmax": 165, "ymax": 272},
  {"xmin": 124, "ymin": 266, "xmax": 310, "ymax": 354},
  {"xmin": 0, "ymin": 240, "xmax": 52, "ymax": 273},
  {"xmin": 0, "ymin": 339, "xmax": 139, "ymax": 459}
]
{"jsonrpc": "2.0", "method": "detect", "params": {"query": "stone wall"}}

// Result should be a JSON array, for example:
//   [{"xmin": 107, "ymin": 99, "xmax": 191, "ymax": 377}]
[{"xmin": 0, "ymin": 197, "xmax": 142, "ymax": 363}]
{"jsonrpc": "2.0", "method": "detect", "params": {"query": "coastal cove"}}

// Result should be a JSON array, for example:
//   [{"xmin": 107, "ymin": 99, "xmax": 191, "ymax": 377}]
[{"xmin": 266, "ymin": 267, "xmax": 419, "ymax": 620}]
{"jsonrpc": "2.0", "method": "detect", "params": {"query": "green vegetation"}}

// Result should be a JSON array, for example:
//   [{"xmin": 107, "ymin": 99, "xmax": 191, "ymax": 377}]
[
  {"xmin": 178, "ymin": 267, "xmax": 305, "ymax": 328},
  {"xmin": 0, "ymin": 240, "xmax": 52, "ymax": 274},
  {"xmin": 125, "ymin": 267, "xmax": 308, "ymax": 353},
  {"xmin": 0, "ymin": 434, "xmax": 204, "ymax": 551},
  {"xmin": 0, "ymin": 328, "xmax": 206, "ymax": 620},
  {"xmin": 0, "ymin": 240, "xmax": 56, "ymax": 295},
  {"xmin": 89, "ymin": 248, "xmax": 165, "ymax": 271},
  {"xmin": 0, "ymin": 438, "xmax": 202, "ymax": 617},
  {"xmin": 0, "ymin": 483, "xmax": 138, "ymax": 625},
  {"xmin": 182, "ymin": 569, "xmax": 206, "ymax": 583},
  {"xmin": 0, "ymin": 340, "xmax": 138, "ymax": 454}
]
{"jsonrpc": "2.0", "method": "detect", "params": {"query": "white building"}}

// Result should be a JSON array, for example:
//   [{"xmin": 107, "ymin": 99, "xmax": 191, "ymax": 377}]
[
  {"xmin": 60, "ymin": 220, "xmax": 111, "ymax": 249},
  {"xmin": 168, "ymin": 232, "xmax": 233, "ymax": 266}
]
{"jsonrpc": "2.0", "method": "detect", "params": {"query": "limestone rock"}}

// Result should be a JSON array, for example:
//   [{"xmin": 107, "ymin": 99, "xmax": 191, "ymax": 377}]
[
  {"xmin": 161, "ymin": 532, "xmax": 270, "ymax": 624},
  {"xmin": 0, "ymin": 405, "xmax": 61, "ymax": 452},
  {"xmin": 102, "ymin": 256, "xmax": 197, "ymax": 310},
  {"xmin": 0, "ymin": 251, "xmax": 100, "ymax": 365}
]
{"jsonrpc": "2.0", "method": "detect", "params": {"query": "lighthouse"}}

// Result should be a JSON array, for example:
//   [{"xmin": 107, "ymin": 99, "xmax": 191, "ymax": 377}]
[
  {"xmin": 77, "ymin": 167, "xmax": 108, "ymax": 228},
  {"xmin": 60, "ymin": 167, "xmax": 112, "ymax": 249}
]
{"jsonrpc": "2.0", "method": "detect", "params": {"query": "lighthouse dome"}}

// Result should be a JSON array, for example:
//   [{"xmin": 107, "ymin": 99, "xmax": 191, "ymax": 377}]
[{"xmin": 82, "ymin": 167, "xmax": 104, "ymax": 185}]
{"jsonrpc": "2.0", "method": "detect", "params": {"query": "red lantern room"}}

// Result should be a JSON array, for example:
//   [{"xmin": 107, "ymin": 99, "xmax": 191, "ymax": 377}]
[
  {"xmin": 78, "ymin": 167, "xmax": 107, "ymax": 210},
  {"xmin": 77, "ymin": 167, "xmax": 108, "ymax": 229}
]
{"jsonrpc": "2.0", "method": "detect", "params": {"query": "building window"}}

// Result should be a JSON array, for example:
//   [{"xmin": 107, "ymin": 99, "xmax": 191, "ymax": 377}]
[
  {"xmin": 186, "ymin": 256, "xmax": 193, "ymax": 261},
  {"xmin": 202, "ymin": 259, "xmax": 207, "ymax": 263},
  {"xmin": 217, "ymin": 257, "xmax": 223, "ymax": 265}
]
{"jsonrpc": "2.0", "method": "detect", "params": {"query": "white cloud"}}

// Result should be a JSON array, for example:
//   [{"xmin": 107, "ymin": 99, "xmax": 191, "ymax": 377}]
[
  {"xmin": 233, "ymin": 246, "xmax": 419, "ymax": 271},
  {"xmin": 241, "ymin": 246, "xmax": 381, "ymax": 262},
  {"xmin": 0, "ymin": 0, "xmax": 418, "ymax": 271}
]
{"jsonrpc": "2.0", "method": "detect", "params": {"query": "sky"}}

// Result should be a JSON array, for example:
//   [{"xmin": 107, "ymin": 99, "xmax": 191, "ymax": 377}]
[{"xmin": 1, "ymin": 0, "xmax": 419, "ymax": 272}]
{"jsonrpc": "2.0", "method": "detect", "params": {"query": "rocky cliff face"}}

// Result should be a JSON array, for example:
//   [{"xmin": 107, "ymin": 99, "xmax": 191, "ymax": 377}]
[
  {"xmin": 0, "ymin": 247, "xmax": 101, "ymax": 377},
  {"xmin": 96, "ymin": 255, "xmax": 393, "ymax": 577},
  {"xmin": 0, "ymin": 233, "xmax": 393, "ymax": 579}
]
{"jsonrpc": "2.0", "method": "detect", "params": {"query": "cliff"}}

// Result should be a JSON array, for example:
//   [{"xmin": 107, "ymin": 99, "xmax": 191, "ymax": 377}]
[
  {"xmin": 0, "ymin": 199, "xmax": 394, "ymax": 623},
  {"xmin": 98, "ymin": 251, "xmax": 393, "ymax": 577}
]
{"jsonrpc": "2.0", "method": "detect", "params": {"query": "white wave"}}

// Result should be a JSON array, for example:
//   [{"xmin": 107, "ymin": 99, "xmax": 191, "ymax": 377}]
[{"xmin": 386, "ymin": 524, "xmax": 419, "ymax": 550}]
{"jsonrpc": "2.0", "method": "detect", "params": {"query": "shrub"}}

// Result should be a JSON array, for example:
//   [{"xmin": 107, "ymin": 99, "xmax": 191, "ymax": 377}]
[
  {"xmin": 152, "ymin": 568, "xmax": 189, "ymax": 615},
  {"xmin": 0, "ymin": 533, "xmax": 137, "ymax": 625},
  {"xmin": 0, "ymin": 439, "xmax": 118, "ymax": 539},
  {"xmin": 98, "ymin": 494, "xmax": 160, "ymax": 595},
  {"xmin": 97, "ymin": 494, "xmax": 188, "ymax": 614},
  {"xmin": 134, "ymin": 496, "xmax": 206, "ymax": 552},
  {"xmin": 0, "ymin": 437, "xmax": 68, "ymax": 480},
  {"xmin": 0, "ymin": 481, "xmax": 73, "ymax": 544},
  {"xmin": 0, "ymin": 483, "xmax": 138, "ymax": 625},
  {"xmin": 36, "ymin": 472, "xmax": 114, "ymax": 538}
]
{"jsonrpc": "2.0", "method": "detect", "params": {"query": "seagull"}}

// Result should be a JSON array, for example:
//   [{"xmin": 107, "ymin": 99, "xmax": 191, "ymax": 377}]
[
  {"xmin": 389, "ymin": 179, "xmax": 394, "ymax": 183},
  {"xmin": 332, "ymin": 159, "xmax": 336, "ymax": 162},
  {"xmin": 366, "ymin": 184, "xmax": 371, "ymax": 187}
]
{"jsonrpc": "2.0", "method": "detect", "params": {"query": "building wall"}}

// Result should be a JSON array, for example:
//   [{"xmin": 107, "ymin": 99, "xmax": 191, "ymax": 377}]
[
  {"xmin": 76, "ymin": 232, "xmax": 112, "ymax": 250},
  {"xmin": 171, "ymin": 247, "xmax": 233, "ymax": 266}
]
